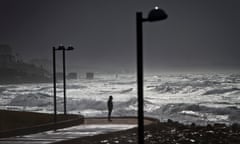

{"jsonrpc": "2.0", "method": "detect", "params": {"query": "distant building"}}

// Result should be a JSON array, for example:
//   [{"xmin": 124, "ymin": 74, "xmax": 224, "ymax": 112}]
[
  {"xmin": 67, "ymin": 72, "xmax": 77, "ymax": 79},
  {"xmin": 86, "ymin": 72, "xmax": 94, "ymax": 79},
  {"xmin": 0, "ymin": 45, "xmax": 15, "ymax": 68}
]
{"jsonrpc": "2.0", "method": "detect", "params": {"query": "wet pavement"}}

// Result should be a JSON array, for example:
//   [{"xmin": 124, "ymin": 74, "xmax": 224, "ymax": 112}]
[{"xmin": 0, "ymin": 118, "xmax": 138, "ymax": 144}]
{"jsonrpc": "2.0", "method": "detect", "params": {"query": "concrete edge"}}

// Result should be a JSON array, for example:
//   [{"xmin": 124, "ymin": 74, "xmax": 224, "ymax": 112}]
[{"xmin": 85, "ymin": 116, "xmax": 160, "ymax": 124}]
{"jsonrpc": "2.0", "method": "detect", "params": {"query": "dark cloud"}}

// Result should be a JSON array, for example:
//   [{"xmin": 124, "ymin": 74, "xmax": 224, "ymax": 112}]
[{"xmin": 0, "ymin": 0, "xmax": 240, "ymax": 72}]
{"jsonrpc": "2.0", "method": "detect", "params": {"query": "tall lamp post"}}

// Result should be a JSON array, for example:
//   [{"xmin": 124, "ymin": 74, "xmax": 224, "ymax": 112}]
[
  {"xmin": 57, "ymin": 45, "xmax": 74, "ymax": 115},
  {"xmin": 52, "ymin": 46, "xmax": 64, "ymax": 123},
  {"xmin": 52, "ymin": 45, "xmax": 74, "ymax": 123},
  {"xmin": 136, "ymin": 7, "xmax": 167, "ymax": 144}
]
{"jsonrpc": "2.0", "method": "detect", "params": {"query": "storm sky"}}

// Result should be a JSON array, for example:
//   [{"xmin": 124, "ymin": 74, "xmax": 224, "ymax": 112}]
[{"xmin": 0, "ymin": 0, "xmax": 240, "ymax": 73}]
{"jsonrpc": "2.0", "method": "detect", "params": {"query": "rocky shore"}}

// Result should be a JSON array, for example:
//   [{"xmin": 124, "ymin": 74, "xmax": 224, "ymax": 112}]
[{"xmin": 55, "ymin": 119, "xmax": 240, "ymax": 144}]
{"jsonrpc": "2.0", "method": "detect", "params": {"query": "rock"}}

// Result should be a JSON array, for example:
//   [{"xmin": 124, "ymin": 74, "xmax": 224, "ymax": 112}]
[
  {"xmin": 191, "ymin": 123, "xmax": 196, "ymax": 128},
  {"xmin": 100, "ymin": 140, "xmax": 109, "ymax": 143},
  {"xmin": 214, "ymin": 123, "xmax": 226, "ymax": 128},
  {"xmin": 189, "ymin": 139, "xmax": 196, "ymax": 143},
  {"xmin": 167, "ymin": 119, "xmax": 174, "ymax": 123},
  {"xmin": 231, "ymin": 123, "xmax": 240, "ymax": 132}
]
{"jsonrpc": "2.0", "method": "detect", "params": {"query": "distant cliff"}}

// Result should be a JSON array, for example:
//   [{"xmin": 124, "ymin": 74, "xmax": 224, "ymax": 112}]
[
  {"xmin": 0, "ymin": 45, "xmax": 51, "ymax": 84},
  {"xmin": 0, "ymin": 62, "xmax": 51, "ymax": 84}
]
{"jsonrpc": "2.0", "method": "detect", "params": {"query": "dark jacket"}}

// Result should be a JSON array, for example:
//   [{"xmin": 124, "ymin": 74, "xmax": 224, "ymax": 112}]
[{"xmin": 107, "ymin": 99, "xmax": 113, "ymax": 110}]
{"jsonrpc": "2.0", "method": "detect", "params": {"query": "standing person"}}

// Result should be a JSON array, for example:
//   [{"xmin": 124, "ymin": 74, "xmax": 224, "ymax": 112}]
[{"xmin": 107, "ymin": 95, "xmax": 113, "ymax": 121}]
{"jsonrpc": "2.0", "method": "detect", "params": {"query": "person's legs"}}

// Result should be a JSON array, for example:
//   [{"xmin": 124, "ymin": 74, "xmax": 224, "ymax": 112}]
[{"xmin": 108, "ymin": 109, "xmax": 112, "ymax": 121}]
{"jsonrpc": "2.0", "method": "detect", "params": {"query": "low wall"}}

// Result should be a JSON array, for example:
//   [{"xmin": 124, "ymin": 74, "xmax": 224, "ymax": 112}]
[{"xmin": 0, "ymin": 110, "xmax": 84, "ymax": 138}]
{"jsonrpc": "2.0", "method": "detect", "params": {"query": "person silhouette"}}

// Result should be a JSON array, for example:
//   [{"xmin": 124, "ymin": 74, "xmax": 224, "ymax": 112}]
[{"xmin": 107, "ymin": 95, "xmax": 113, "ymax": 121}]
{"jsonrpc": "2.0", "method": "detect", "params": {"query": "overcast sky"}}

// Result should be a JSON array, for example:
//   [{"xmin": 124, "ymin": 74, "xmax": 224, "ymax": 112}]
[{"xmin": 0, "ymin": 0, "xmax": 240, "ymax": 73}]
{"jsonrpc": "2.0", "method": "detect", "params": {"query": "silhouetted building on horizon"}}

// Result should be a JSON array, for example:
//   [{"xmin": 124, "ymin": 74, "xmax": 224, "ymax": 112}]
[
  {"xmin": 67, "ymin": 72, "xmax": 77, "ymax": 79},
  {"xmin": 86, "ymin": 72, "xmax": 94, "ymax": 79}
]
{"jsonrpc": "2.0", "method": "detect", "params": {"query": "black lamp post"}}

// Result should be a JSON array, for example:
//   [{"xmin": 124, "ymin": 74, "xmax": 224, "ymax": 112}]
[
  {"xmin": 52, "ymin": 47, "xmax": 57, "ymax": 123},
  {"xmin": 57, "ymin": 45, "xmax": 74, "ymax": 115},
  {"xmin": 136, "ymin": 7, "xmax": 167, "ymax": 144},
  {"xmin": 52, "ymin": 46, "xmax": 65, "ymax": 123},
  {"xmin": 52, "ymin": 45, "xmax": 74, "ymax": 123}
]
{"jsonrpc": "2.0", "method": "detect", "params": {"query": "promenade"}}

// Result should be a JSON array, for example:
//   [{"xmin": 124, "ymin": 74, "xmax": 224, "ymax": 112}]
[{"xmin": 0, "ymin": 117, "xmax": 153, "ymax": 144}]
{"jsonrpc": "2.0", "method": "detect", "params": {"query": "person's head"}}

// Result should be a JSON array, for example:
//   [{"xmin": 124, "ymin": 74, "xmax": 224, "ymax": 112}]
[{"xmin": 109, "ymin": 95, "xmax": 113, "ymax": 100}]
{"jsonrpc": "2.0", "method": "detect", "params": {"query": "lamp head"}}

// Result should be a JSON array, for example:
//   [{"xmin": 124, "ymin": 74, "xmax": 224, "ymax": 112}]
[
  {"xmin": 67, "ymin": 46, "xmax": 74, "ymax": 51},
  {"xmin": 57, "ymin": 45, "xmax": 65, "ymax": 50},
  {"xmin": 147, "ymin": 7, "xmax": 168, "ymax": 22}
]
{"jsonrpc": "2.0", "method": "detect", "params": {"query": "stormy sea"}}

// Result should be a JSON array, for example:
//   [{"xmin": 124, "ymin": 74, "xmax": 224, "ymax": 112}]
[{"xmin": 1, "ymin": 72, "xmax": 240, "ymax": 125}]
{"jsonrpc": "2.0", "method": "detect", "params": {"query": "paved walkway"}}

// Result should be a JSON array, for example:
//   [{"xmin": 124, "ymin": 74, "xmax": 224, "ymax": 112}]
[{"xmin": 0, "ymin": 118, "xmax": 152, "ymax": 144}]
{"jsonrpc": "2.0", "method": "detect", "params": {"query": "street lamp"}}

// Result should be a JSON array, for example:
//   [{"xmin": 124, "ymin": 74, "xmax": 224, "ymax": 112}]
[
  {"xmin": 136, "ymin": 7, "xmax": 167, "ymax": 144},
  {"xmin": 52, "ymin": 45, "xmax": 74, "ymax": 123},
  {"xmin": 52, "ymin": 46, "xmax": 63, "ymax": 123},
  {"xmin": 58, "ymin": 45, "xmax": 74, "ymax": 115}
]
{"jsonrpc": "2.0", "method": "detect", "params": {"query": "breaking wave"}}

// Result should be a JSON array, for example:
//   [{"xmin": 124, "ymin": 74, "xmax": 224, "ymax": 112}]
[
  {"xmin": 150, "ymin": 103, "xmax": 240, "ymax": 125},
  {"xmin": 203, "ymin": 88, "xmax": 240, "ymax": 95},
  {"xmin": 9, "ymin": 93, "xmax": 53, "ymax": 107},
  {"xmin": 109, "ymin": 81, "xmax": 136, "ymax": 85},
  {"xmin": 2, "ymin": 73, "xmax": 240, "ymax": 125},
  {"xmin": 6, "ymin": 92, "xmax": 240, "ymax": 125}
]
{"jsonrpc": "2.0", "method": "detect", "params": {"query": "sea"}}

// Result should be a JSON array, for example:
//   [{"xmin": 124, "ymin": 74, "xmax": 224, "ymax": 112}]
[{"xmin": 1, "ymin": 72, "xmax": 240, "ymax": 125}]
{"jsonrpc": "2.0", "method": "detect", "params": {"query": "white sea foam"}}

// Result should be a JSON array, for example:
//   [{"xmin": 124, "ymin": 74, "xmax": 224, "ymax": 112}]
[{"xmin": 1, "ymin": 73, "xmax": 240, "ymax": 125}]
